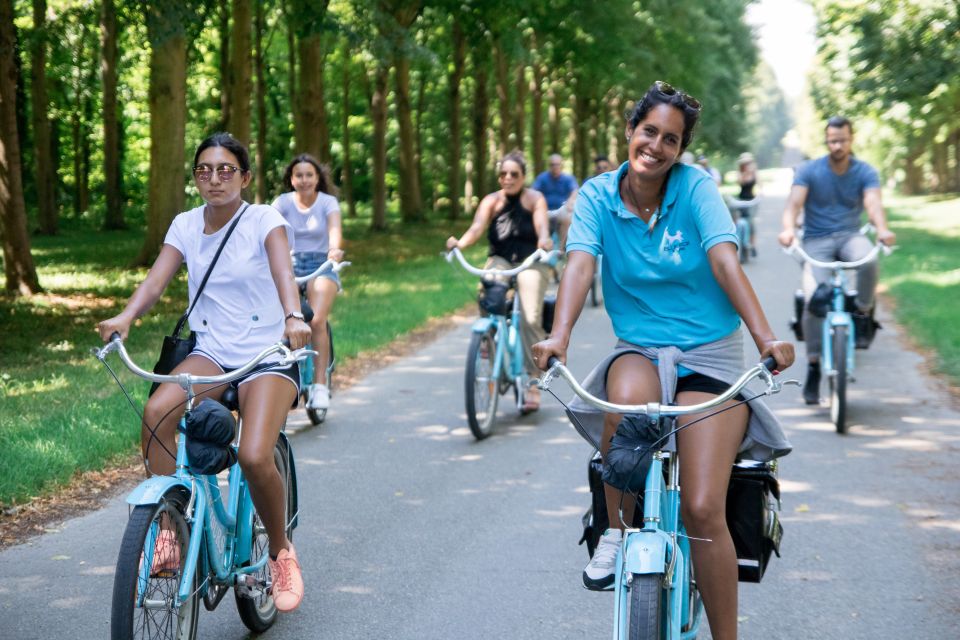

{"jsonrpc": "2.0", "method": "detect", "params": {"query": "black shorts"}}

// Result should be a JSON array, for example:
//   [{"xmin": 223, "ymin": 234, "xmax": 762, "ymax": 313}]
[
  {"xmin": 676, "ymin": 372, "xmax": 744, "ymax": 401},
  {"xmin": 194, "ymin": 350, "xmax": 300, "ymax": 408}
]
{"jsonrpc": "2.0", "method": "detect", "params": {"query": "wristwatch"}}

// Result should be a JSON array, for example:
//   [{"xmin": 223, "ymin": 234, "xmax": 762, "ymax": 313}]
[{"xmin": 285, "ymin": 311, "xmax": 305, "ymax": 321}]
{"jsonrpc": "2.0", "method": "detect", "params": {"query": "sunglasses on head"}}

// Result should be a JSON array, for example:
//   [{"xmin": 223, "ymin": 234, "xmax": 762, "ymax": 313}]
[
  {"xmin": 653, "ymin": 80, "xmax": 702, "ymax": 112},
  {"xmin": 498, "ymin": 169, "xmax": 522, "ymax": 179},
  {"xmin": 192, "ymin": 164, "xmax": 240, "ymax": 182}
]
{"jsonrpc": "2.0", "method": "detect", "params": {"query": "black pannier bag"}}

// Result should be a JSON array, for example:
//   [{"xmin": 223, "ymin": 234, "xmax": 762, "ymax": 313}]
[
  {"xmin": 541, "ymin": 294, "xmax": 556, "ymax": 334},
  {"xmin": 580, "ymin": 451, "xmax": 643, "ymax": 558},
  {"xmin": 726, "ymin": 460, "xmax": 783, "ymax": 582},
  {"xmin": 478, "ymin": 280, "xmax": 511, "ymax": 316},
  {"xmin": 184, "ymin": 398, "xmax": 238, "ymax": 475}
]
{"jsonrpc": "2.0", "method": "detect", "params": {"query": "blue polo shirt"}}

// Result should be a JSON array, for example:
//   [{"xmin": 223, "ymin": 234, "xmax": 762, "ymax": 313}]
[
  {"xmin": 532, "ymin": 171, "xmax": 579, "ymax": 210},
  {"xmin": 793, "ymin": 155, "xmax": 880, "ymax": 237},
  {"xmin": 567, "ymin": 162, "xmax": 740, "ymax": 350}
]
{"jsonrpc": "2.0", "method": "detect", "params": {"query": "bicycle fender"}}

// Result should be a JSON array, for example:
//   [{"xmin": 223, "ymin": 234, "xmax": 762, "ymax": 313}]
[
  {"xmin": 827, "ymin": 311, "xmax": 851, "ymax": 327},
  {"xmin": 471, "ymin": 317, "xmax": 495, "ymax": 334},
  {"xmin": 278, "ymin": 431, "xmax": 299, "ymax": 531},
  {"xmin": 125, "ymin": 476, "xmax": 191, "ymax": 506},
  {"xmin": 623, "ymin": 530, "xmax": 670, "ymax": 575}
]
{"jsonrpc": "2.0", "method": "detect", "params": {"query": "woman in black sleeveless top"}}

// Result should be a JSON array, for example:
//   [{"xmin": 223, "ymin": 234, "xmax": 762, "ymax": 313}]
[{"xmin": 446, "ymin": 152, "xmax": 552, "ymax": 411}]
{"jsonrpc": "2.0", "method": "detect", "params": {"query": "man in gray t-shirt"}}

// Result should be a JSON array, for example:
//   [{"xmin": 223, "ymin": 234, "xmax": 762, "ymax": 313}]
[{"xmin": 779, "ymin": 116, "xmax": 896, "ymax": 404}]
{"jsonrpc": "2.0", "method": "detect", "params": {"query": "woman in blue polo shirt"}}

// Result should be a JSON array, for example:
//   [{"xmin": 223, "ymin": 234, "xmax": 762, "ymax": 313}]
[{"xmin": 532, "ymin": 82, "xmax": 794, "ymax": 640}]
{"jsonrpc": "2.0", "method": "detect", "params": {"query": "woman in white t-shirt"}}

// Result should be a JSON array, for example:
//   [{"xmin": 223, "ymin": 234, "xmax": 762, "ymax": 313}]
[
  {"xmin": 98, "ymin": 133, "xmax": 310, "ymax": 613},
  {"xmin": 271, "ymin": 154, "xmax": 344, "ymax": 412}
]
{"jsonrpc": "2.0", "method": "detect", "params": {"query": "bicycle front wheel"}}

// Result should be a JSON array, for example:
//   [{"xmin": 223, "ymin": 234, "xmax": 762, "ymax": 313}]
[
  {"xmin": 628, "ymin": 573, "xmax": 663, "ymax": 640},
  {"xmin": 111, "ymin": 490, "xmax": 199, "ymax": 640},
  {"xmin": 234, "ymin": 439, "xmax": 294, "ymax": 632},
  {"xmin": 830, "ymin": 325, "xmax": 848, "ymax": 434},
  {"xmin": 465, "ymin": 328, "xmax": 499, "ymax": 440}
]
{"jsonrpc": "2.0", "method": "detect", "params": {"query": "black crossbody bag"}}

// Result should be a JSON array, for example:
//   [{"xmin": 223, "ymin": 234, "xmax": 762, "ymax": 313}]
[{"xmin": 149, "ymin": 204, "xmax": 249, "ymax": 396}]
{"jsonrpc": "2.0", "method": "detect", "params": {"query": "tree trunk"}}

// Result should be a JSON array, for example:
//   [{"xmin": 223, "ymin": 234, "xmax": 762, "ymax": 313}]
[
  {"xmin": 446, "ymin": 17, "xmax": 466, "ymax": 220},
  {"xmin": 340, "ymin": 41, "xmax": 354, "ymax": 217},
  {"xmin": 901, "ymin": 142, "xmax": 924, "ymax": 196},
  {"xmin": 218, "ymin": 2, "xmax": 230, "ymax": 129},
  {"xmin": 134, "ymin": 5, "xmax": 189, "ymax": 267},
  {"xmin": 415, "ymin": 69, "xmax": 427, "ymax": 210},
  {"xmin": 70, "ymin": 22, "xmax": 87, "ymax": 217},
  {"xmin": 370, "ymin": 62, "xmax": 389, "ymax": 231},
  {"xmin": 100, "ymin": 0, "xmax": 125, "ymax": 229},
  {"xmin": 0, "ymin": 0, "xmax": 42, "ymax": 294},
  {"xmin": 612, "ymin": 95, "xmax": 625, "ymax": 164},
  {"xmin": 295, "ymin": 32, "xmax": 330, "ymax": 161},
  {"xmin": 284, "ymin": 1, "xmax": 296, "ymax": 117},
  {"xmin": 531, "ymin": 62, "xmax": 544, "ymax": 175},
  {"xmin": 494, "ymin": 39, "xmax": 510, "ymax": 157},
  {"xmin": 394, "ymin": 52, "xmax": 423, "ymax": 221},
  {"xmin": 548, "ymin": 84, "xmax": 560, "ymax": 156},
  {"xmin": 226, "ymin": 0, "xmax": 252, "ymax": 146},
  {"xmin": 932, "ymin": 137, "xmax": 948, "ymax": 193},
  {"xmin": 253, "ymin": 0, "xmax": 266, "ymax": 203},
  {"xmin": 573, "ymin": 90, "xmax": 589, "ymax": 183},
  {"xmin": 512, "ymin": 62, "xmax": 526, "ymax": 156},
  {"xmin": 471, "ymin": 44, "xmax": 490, "ymax": 202},
  {"xmin": 951, "ymin": 129, "xmax": 960, "ymax": 192},
  {"xmin": 31, "ymin": 0, "xmax": 57, "ymax": 234}
]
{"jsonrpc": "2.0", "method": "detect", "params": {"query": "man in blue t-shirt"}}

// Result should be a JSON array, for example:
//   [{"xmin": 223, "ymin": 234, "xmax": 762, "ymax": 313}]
[
  {"xmin": 779, "ymin": 116, "xmax": 896, "ymax": 404},
  {"xmin": 532, "ymin": 154, "xmax": 579, "ymax": 251}
]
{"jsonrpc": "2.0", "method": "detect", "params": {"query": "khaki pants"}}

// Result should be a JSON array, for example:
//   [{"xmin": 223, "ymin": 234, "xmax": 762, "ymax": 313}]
[{"xmin": 483, "ymin": 256, "xmax": 550, "ymax": 376}]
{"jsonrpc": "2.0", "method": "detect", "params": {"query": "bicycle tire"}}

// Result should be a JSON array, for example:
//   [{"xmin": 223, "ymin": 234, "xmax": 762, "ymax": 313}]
[
  {"xmin": 627, "ymin": 573, "xmax": 663, "ymax": 640},
  {"xmin": 111, "ymin": 490, "xmax": 199, "ymax": 640},
  {"xmin": 830, "ymin": 325, "xmax": 848, "ymax": 434},
  {"xmin": 465, "ymin": 328, "xmax": 499, "ymax": 440},
  {"xmin": 234, "ymin": 440, "xmax": 293, "ymax": 631}
]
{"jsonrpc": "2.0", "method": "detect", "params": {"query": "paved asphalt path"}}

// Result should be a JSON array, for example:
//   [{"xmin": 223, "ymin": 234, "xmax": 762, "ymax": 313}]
[{"xmin": 2, "ymin": 172, "xmax": 958, "ymax": 639}]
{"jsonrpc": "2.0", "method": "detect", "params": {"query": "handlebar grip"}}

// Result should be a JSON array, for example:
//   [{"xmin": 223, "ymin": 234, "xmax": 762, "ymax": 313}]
[
  {"xmin": 282, "ymin": 338, "xmax": 291, "ymax": 348},
  {"xmin": 110, "ymin": 331, "xmax": 121, "ymax": 342},
  {"xmin": 547, "ymin": 356, "xmax": 561, "ymax": 368},
  {"xmin": 761, "ymin": 356, "xmax": 778, "ymax": 372}
]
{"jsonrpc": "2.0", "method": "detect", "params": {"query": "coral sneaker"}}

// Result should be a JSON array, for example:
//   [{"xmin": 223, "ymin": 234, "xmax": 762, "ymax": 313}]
[
  {"xmin": 141, "ymin": 529, "xmax": 180, "ymax": 577},
  {"xmin": 268, "ymin": 545, "xmax": 304, "ymax": 612}
]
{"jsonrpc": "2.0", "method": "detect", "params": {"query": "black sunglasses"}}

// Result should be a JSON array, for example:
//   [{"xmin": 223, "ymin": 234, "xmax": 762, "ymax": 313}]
[
  {"xmin": 653, "ymin": 80, "xmax": 702, "ymax": 112},
  {"xmin": 498, "ymin": 169, "xmax": 522, "ymax": 179}
]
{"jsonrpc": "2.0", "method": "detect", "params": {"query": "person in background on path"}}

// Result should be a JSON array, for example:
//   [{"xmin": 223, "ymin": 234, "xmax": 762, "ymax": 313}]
[
  {"xmin": 736, "ymin": 151, "xmax": 759, "ymax": 257},
  {"xmin": 593, "ymin": 154, "xmax": 612, "ymax": 176},
  {"xmin": 98, "ymin": 132, "xmax": 309, "ymax": 612},
  {"xmin": 696, "ymin": 153, "xmax": 722, "ymax": 185},
  {"xmin": 778, "ymin": 115, "xmax": 896, "ymax": 405},
  {"xmin": 532, "ymin": 81, "xmax": 793, "ymax": 640},
  {"xmin": 272, "ymin": 154, "xmax": 344, "ymax": 413},
  {"xmin": 533, "ymin": 153, "xmax": 579, "ymax": 252},
  {"xmin": 447, "ymin": 151, "xmax": 552, "ymax": 412}
]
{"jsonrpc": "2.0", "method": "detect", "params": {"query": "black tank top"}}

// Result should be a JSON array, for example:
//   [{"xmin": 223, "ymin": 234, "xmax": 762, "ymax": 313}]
[
  {"xmin": 488, "ymin": 192, "xmax": 537, "ymax": 264},
  {"xmin": 738, "ymin": 179, "xmax": 756, "ymax": 200}
]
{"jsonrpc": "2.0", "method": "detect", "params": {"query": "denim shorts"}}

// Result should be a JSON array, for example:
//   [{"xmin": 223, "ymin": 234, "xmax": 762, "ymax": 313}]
[{"xmin": 292, "ymin": 251, "xmax": 342, "ymax": 289}]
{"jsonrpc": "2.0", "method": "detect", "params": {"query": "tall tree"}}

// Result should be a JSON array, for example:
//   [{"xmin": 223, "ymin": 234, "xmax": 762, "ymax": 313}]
[
  {"xmin": 378, "ymin": 0, "xmax": 424, "ymax": 222},
  {"xmin": 369, "ymin": 60, "xmax": 389, "ymax": 230},
  {"xmin": 445, "ymin": 14, "xmax": 466, "ymax": 220},
  {"xmin": 291, "ymin": 0, "xmax": 331, "ymax": 163},
  {"xmin": 225, "ymin": 0, "xmax": 252, "ymax": 146},
  {"xmin": 100, "ymin": 0, "xmax": 125, "ymax": 229},
  {"xmin": 339, "ymin": 39, "xmax": 355, "ymax": 217},
  {"xmin": 0, "ymin": 0, "xmax": 42, "ymax": 294},
  {"xmin": 31, "ymin": 0, "xmax": 58, "ymax": 234},
  {"xmin": 252, "ymin": 0, "xmax": 267, "ymax": 202},
  {"xmin": 134, "ymin": 1, "xmax": 194, "ymax": 266}
]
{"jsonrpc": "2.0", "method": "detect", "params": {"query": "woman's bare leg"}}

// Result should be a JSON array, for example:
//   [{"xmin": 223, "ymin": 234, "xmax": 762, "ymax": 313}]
[{"xmin": 306, "ymin": 278, "xmax": 338, "ymax": 385}]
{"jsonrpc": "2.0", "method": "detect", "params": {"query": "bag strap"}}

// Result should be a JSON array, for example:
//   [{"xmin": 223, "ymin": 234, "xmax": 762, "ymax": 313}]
[{"xmin": 172, "ymin": 203, "xmax": 250, "ymax": 337}]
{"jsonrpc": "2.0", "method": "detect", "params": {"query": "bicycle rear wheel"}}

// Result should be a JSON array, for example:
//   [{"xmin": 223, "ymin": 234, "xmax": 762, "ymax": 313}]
[
  {"xmin": 627, "ymin": 573, "xmax": 663, "ymax": 639},
  {"xmin": 830, "ymin": 325, "xmax": 848, "ymax": 434},
  {"xmin": 234, "ymin": 439, "xmax": 294, "ymax": 631},
  {"xmin": 465, "ymin": 328, "xmax": 499, "ymax": 440},
  {"xmin": 111, "ymin": 490, "xmax": 198, "ymax": 640}
]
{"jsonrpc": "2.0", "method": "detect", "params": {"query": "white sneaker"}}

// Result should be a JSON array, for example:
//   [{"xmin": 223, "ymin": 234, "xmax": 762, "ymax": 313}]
[
  {"xmin": 307, "ymin": 384, "xmax": 330, "ymax": 410},
  {"xmin": 583, "ymin": 528, "xmax": 621, "ymax": 590}
]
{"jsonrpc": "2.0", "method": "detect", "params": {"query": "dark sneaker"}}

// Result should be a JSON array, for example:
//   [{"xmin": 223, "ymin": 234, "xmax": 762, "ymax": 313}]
[
  {"xmin": 750, "ymin": 246, "xmax": 757, "ymax": 258},
  {"xmin": 803, "ymin": 361, "xmax": 821, "ymax": 405},
  {"xmin": 583, "ymin": 528, "xmax": 621, "ymax": 591},
  {"xmin": 853, "ymin": 309, "xmax": 880, "ymax": 349}
]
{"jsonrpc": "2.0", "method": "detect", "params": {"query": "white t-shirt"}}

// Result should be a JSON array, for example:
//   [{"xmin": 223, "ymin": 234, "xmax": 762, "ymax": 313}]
[
  {"xmin": 271, "ymin": 191, "xmax": 340, "ymax": 254},
  {"xmin": 164, "ymin": 203, "xmax": 293, "ymax": 368}
]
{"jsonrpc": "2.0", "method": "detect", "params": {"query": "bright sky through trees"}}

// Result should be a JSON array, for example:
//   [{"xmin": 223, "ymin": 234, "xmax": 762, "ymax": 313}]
[{"xmin": 747, "ymin": 0, "xmax": 817, "ymax": 98}]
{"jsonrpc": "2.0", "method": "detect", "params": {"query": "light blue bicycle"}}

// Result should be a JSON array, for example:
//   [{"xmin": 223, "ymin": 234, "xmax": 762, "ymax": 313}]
[
  {"xmin": 725, "ymin": 196, "xmax": 758, "ymax": 265},
  {"xmin": 446, "ymin": 247, "xmax": 556, "ymax": 440},
  {"xmin": 539, "ymin": 357, "xmax": 791, "ymax": 639},
  {"xmin": 95, "ymin": 336, "xmax": 309, "ymax": 640},
  {"xmin": 786, "ymin": 239, "xmax": 889, "ymax": 433}
]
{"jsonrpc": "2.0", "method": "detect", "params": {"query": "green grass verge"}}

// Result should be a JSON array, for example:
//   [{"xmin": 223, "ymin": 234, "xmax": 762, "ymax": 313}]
[
  {"xmin": 882, "ymin": 193, "xmax": 960, "ymax": 384},
  {"xmin": 0, "ymin": 213, "xmax": 486, "ymax": 507}
]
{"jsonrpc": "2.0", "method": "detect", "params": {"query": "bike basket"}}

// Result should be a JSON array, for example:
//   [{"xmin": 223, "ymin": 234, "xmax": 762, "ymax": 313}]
[
  {"xmin": 726, "ymin": 460, "xmax": 783, "ymax": 583},
  {"xmin": 478, "ymin": 280, "xmax": 511, "ymax": 316},
  {"xmin": 185, "ymin": 398, "xmax": 238, "ymax": 475}
]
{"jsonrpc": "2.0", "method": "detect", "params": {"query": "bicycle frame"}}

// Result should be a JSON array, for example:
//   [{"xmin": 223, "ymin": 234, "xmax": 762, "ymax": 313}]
[
  {"xmin": 471, "ymin": 278, "xmax": 529, "ymax": 410},
  {"xmin": 820, "ymin": 269, "xmax": 855, "ymax": 382}
]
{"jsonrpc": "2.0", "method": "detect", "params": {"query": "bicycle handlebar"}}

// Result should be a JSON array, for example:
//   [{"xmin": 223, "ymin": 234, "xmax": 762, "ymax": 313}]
[
  {"xmin": 538, "ymin": 356, "xmax": 785, "ymax": 417},
  {"xmin": 294, "ymin": 258, "xmax": 351, "ymax": 286},
  {"xmin": 785, "ymin": 241, "xmax": 892, "ymax": 270},
  {"xmin": 444, "ymin": 247, "xmax": 559, "ymax": 277},
  {"xmin": 93, "ymin": 334, "xmax": 315, "ymax": 389}
]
